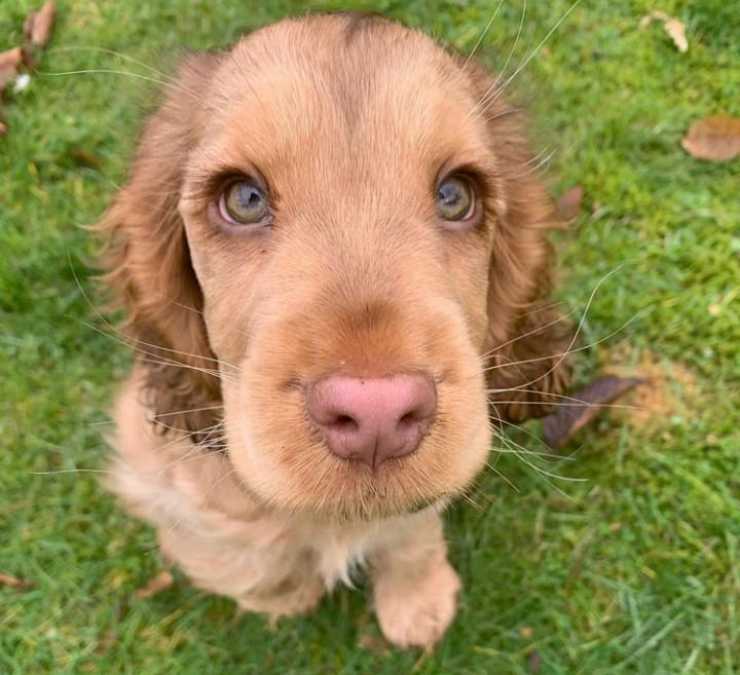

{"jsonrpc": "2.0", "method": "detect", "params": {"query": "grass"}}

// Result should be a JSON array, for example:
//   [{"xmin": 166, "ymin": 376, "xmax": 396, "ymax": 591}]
[{"xmin": 1, "ymin": 1, "xmax": 738, "ymax": 673}]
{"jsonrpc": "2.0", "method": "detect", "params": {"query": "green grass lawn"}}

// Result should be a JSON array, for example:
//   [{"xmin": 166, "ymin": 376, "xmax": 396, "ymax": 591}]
[{"xmin": 1, "ymin": 1, "xmax": 738, "ymax": 673}]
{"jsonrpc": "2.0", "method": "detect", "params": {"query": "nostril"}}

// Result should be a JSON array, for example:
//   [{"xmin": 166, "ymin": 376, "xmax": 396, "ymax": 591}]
[
  {"xmin": 398, "ymin": 411, "xmax": 420, "ymax": 429},
  {"xmin": 331, "ymin": 413, "xmax": 359, "ymax": 432}
]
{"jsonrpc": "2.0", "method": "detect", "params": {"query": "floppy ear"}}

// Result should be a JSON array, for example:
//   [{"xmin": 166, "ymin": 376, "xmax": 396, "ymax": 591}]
[
  {"xmin": 464, "ymin": 61, "xmax": 573, "ymax": 423},
  {"xmin": 97, "ymin": 53, "xmax": 223, "ymax": 439}
]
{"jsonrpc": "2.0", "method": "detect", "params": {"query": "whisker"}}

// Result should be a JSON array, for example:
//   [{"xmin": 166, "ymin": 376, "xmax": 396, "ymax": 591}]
[
  {"xmin": 483, "ymin": 0, "xmax": 583, "ymax": 111},
  {"xmin": 463, "ymin": 0, "xmax": 506, "ymax": 67},
  {"xmin": 480, "ymin": 306, "xmax": 573, "ymax": 361},
  {"xmin": 487, "ymin": 263, "xmax": 630, "ymax": 393},
  {"xmin": 494, "ymin": 427, "xmax": 586, "ymax": 483},
  {"xmin": 81, "ymin": 320, "xmax": 235, "ymax": 384},
  {"xmin": 66, "ymin": 252, "xmax": 239, "ymax": 372},
  {"xmin": 47, "ymin": 46, "xmax": 177, "ymax": 81},
  {"xmin": 485, "ymin": 460, "xmax": 520, "ymax": 493},
  {"xmin": 487, "ymin": 0, "xmax": 528, "ymax": 102},
  {"xmin": 37, "ymin": 68, "xmax": 201, "ymax": 103},
  {"xmin": 151, "ymin": 404, "xmax": 225, "ymax": 419},
  {"xmin": 484, "ymin": 306, "xmax": 644, "ymax": 381},
  {"xmin": 30, "ymin": 468, "xmax": 113, "ymax": 476}
]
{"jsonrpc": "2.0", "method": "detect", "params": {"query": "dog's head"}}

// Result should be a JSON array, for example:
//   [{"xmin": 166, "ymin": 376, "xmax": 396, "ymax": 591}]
[{"xmin": 100, "ymin": 14, "xmax": 569, "ymax": 520}]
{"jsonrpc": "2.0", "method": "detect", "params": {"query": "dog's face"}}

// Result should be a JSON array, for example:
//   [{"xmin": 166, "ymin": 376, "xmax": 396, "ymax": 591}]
[{"xmin": 102, "ymin": 14, "xmax": 569, "ymax": 521}]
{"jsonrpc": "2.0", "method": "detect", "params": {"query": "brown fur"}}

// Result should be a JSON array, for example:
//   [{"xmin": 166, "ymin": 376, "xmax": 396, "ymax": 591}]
[{"xmin": 98, "ymin": 13, "xmax": 570, "ymax": 648}]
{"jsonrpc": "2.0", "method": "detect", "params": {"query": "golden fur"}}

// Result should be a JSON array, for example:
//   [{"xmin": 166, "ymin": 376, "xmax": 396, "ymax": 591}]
[{"xmin": 99, "ymin": 13, "xmax": 570, "ymax": 648}]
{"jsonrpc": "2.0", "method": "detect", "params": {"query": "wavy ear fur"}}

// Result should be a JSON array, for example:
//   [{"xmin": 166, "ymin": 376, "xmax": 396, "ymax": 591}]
[
  {"xmin": 97, "ymin": 53, "xmax": 223, "ymax": 440},
  {"xmin": 463, "ymin": 60, "xmax": 573, "ymax": 424}
]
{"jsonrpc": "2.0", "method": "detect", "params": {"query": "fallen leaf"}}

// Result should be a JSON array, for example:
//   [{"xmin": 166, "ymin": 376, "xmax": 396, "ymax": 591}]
[
  {"xmin": 24, "ymin": 2, "xmax": 56, "ymax": 48},
  {"xmin": 682, "ymin": 115, "xmax": 740, "ymax": 162},
  {"xmin": 70, "ymin": 148, "xmax": 103, "ymax": 170},
  {"xmin": 134, "ymin": 570, "xmax": 173, "ymax": 599},
  {"xmin": 556, "ymin": 185, "xmax": 583, "ymax": 221},
  {"xmin": 0, "ymin": 571, "xmax": 34, "ymax": 589},
  {"xmin": 639, "ymin": 10, "xmax": 669, "ymax": 28},
  {"xmin": 542, "ymin": 375, "xmax": 645, "ymax": 449},
  {"xmin": 519, "ymin": 625, "xmax": 534, "ymax": 639},
  {"xmin": 0, "ymin": 47, "xmax": 23, "ymax": 92},
  {"xmin": 0, "ymin": 120, "xmax": 7, "ymax": 136},
  {"xmin": 664, "ymin": 18, "xmax": 688, "ymax": 53},
  {"xmin": 640, "ymin": 11, "xmax": 688, "ymax": 53},
  {"xmin": 358, "ymin": 631, "xmax": 389, "ymax": 654},
  {"xmin": 528, "ymin": 649, "xmax": 542, "ymax": 673}
]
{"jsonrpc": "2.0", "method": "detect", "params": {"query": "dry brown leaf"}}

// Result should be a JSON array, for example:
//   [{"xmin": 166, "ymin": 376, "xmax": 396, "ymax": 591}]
[
  {"xmin": 134, "ymin": 570, "xmax": 173, "ymax": 599},
  {"xmin": 0, "ymin": 120, "xmax": 7, "ymax": 136},
  {"xmin": 639, "ymin": 10, "xmax": 669, "ymax": 28},
  {"xmin": 357, "ymin": 631, "xmax": 389, "ymax": 654},
  {"xmin": 24, "ymin": 2, "xmax": 56, "ymax": 48},
  {"xmin": 682, "ymin": 115, "xmax": 740, "ymax": 162},
  {"xmin": 664, "ymin": 18, "xmax": 688, "ymax": 53},
  {"xmin": 640, "ymin": 11, "xmax": 688, "ymax": 53},
  {"xmin": 70, "ymin": 147, "xmax": 103, "ymax": 170},
  {"xmin": 0, "ymin": 571, "xmax": 34, "ymax": 589},
  {"xmin": 528, "ymin": 649, "xmax": 542, "ymax": 674},
  {"xmin": 557, "ymin": 185, "xmax": 584, "ymax": 221},
  {"xmin": 519, "ymin": 625, "xmax": 534, "ymax": 640},
  {"xmin": 542, "ymin": 375, "xmax": 645, "ymax": 449},
  {"xmin": 0, "ymin": 47, "xmax": 23, "ymax": 92}
]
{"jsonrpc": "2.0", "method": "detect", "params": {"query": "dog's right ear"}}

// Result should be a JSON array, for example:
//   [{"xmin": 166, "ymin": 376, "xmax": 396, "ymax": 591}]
[
  {"xmin": 96, "ymin": 53, "xmax": 224, "ymax": 438},
  {"xmin": 458, "ymin": 57, "xmax": 573, "ymax": 424}
]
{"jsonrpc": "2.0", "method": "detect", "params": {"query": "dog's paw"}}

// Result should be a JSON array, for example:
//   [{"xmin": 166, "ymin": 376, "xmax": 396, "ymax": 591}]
[{"xmin": 374, "ymin": 559, "xmax": 461, "ymax": 649}]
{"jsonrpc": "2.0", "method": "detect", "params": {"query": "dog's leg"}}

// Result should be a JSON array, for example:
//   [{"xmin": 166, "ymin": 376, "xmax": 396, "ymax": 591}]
[{"xmin": 370, "ymin": 510, "xmax": 461, "ymax": 649}]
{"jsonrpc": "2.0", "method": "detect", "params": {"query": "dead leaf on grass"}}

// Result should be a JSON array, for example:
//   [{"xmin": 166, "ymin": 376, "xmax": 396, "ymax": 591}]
[
  {"xmin": 557, "ymin": 185, "xmax": 584, "ymax": 221},
  {"xmin": 0, "ymin": 571, "xmax": 34, "ymax": 590},
  {"xmin": 519, "ymin": 625, "xmax": 534, "ymax": 639},
  {"xmin": 0, "ymin": 120, "xmax": 7, "ymax": 136},
  {"xmin": 24, "ymin": 1, "xmax": 56, "ymax": 48},
  {"xmin": 358, "ymin": 631, "xmax": 390, "ymax": 654},
  {"xmin": 682, "ymin": 115, "xmax": 740, "ymax": 162},
  {"xmin": 664, "ymin": 18, "xmax": 688, "ymax": 52},
  {"xmin": 134, "ymin": 570, "xmax": 173, "ymax": 599},
  {"xmin": 528, "ymin": 649, "xmax": 542, "ymax": 673},
  {"xmin": 640, "ymin": 11, "xmax": 688, "ymax": 53},
  {"xmin": 0, "ymin": 47, "xmax": 23, "ymax": 92},
  {"xmin": 70, "ymin": 147, "xmax": 103, "ymax": 170},
  {"xmin": 542, "ymin": 375, "xmax": 645, "ymax": 449}
]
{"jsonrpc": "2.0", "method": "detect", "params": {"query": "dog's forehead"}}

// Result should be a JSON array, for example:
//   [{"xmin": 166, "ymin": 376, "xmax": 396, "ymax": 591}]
[{"xmin": 197, "ymin": 15, "xmax": 490, "ymax": 189}]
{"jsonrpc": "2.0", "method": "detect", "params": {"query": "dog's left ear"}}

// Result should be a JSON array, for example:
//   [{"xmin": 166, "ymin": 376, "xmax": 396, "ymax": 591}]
[
  {"xmin": 96, "ymin": 53, "xmax": 224, "ymax": 438},
  {"xmin": 462, "ymin": 59, "xmax": 573, "ymax": 423}
]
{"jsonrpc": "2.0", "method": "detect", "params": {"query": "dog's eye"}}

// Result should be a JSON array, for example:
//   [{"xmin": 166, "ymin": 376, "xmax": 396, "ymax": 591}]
[
  {"xmin": 219, "ymin": 180, "xmax": 269, "ymax": 225},
  {"xmin": 436, "ymin": 175, "xmax": 475, "ymax": 222}
]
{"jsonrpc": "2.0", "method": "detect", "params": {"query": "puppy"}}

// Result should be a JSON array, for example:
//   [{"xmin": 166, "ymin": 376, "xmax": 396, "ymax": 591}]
[{"xmin": 99, "ymin": 12, "xmax": 570, "ymax": 648}]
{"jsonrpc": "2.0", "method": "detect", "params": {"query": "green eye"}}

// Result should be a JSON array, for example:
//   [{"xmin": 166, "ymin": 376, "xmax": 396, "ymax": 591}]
[
  {"xmin": 220, "ymin": 179, "xmax": 269, "ymax": 225},
  {"xmin": 436, "ymin": 175, "xmax": 475, "ymax": 221}
]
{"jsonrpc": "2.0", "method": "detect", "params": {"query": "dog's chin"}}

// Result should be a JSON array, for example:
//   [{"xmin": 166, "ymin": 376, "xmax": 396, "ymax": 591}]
[
  {"xmin": 230, "ymin": 463, "xmax": 445, "ymax": 522},
  {"xmin": 227, "ymin": 428, "xmax": 489, "ymax": 523}
]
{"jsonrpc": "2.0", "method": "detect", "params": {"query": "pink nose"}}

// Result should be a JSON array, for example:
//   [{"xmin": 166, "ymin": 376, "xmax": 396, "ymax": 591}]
[{"xmin": 306, "ymin": 374, "xmax": 437, "ymax": 468}]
